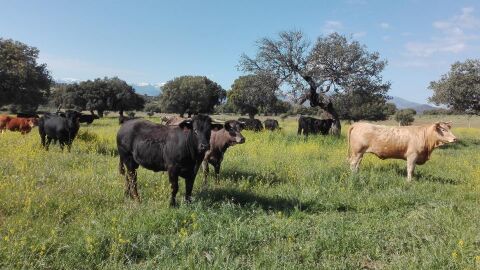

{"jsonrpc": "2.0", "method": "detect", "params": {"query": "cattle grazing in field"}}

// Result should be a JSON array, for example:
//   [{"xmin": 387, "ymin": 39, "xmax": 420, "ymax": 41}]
[
  {"xmin": 0, "ymin": 115, "xmax": 12, "ymax": 133},
  {"xmin": 39, "ymin": 110, "xmax": 81, "ymax": 151},
  {"xmin": 264, "ymin": 119, "xmax": 280, "ymax": 131},
  {"xmin": 238, "ymin": 118, "xmax": 263, "ymax": 131},
  {"xmin": 202, "ymin": 120, "xmax": 245, "ymax": 184},
  {"xmin": 79, "ymin": 114, "xmax": 99, "ymax": 125},
  {"xmin": 6, "ymin": 117, "xmax": 38, "ymax": 134},
  {"xmin": 348, "ymin": 122, "xmax": 457, "ymax": 181},
  {"xmin": 297, "ymin": 116, "xmax": 334, "ymax": 136},
  {"xmin": 116, "ymin": 115, "xmax": 223, "ymax": 206}
]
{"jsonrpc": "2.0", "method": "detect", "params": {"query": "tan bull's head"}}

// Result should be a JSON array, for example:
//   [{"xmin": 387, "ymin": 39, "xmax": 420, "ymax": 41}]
[{"xmin": 433, "ymin": 122, "xmax": 457, "ymax": 145}]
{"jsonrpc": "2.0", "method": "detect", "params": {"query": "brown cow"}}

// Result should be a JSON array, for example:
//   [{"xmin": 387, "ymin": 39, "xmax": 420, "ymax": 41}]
[
  {"xmin": 0, "ymin": 115, "xmax": 12, "ymax": 134},
  {"xmin": 348, "ymin": 122, "xmax": 457, "ymax": 181},
  {"xmin": 202, "ymin": 120, "xmax": 245, "ymax": 184},
  {"xmin": 6, "ymin": 117, "xmax": 38, "ymax": 134}
]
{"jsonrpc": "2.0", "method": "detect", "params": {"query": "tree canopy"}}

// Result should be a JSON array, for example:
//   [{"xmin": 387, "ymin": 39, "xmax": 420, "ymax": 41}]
[
  {"xmin": 159, "ymin": 76, "xmax": 226, "ymax": 117},
  {"xmin": 332, "ymin": 90, "xmax": 395, "ymax": 121},
  {"xmin": 0, "ymin": 38, "xmax": 52, "ymax": 111},
  {"xmin": 51, "ymin": 77, "xmax": 145, "ymax": 116},
  {"xmin": 429, "ymin": 59, "xmax": 480, "ymax": 115},
  {"xmin": 394, "ymin": 109, "xmax": 416, "ymax": 126},
  {"xmin": 227, "ymin": 74, "xmax": 278, "ymax": 119},
  {"xmin": 240, "ymin": 31, "xmax": 390, "ymax": 135}
]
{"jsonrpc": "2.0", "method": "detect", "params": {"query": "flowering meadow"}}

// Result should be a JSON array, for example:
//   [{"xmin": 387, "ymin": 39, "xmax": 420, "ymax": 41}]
[{"xmin": 0, "ymin": 116, "xmax": 479, "ymax": 269}]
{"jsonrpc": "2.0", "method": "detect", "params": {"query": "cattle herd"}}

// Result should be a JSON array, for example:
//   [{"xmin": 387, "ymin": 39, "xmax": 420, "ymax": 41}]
[{"xmin": 0, "ymin": 111, "xmax": 458, "ymax": 206}]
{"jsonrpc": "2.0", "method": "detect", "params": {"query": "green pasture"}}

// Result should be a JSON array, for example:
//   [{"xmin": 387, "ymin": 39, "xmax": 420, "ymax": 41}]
[{"xmin": 0, "ymin": 115, "xmax": 479, "ymax": 269}]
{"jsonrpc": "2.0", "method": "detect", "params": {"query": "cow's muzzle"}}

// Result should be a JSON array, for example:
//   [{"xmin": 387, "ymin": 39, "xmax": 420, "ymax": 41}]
[{"xmin": 199, "ymin": 143, "xmax": 209, "ymax": 151}]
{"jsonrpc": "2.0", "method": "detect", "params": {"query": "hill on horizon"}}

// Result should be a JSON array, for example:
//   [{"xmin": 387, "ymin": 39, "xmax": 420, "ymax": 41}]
[{"xmin": 389, "ymin": 96, "xmax": 437, "ymax": 114}]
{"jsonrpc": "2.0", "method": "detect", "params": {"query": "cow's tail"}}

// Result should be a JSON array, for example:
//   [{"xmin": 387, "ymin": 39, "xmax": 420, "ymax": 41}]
[{"xmin": 347, "ymin": 124, "xmax": 354, "ymax": 160}]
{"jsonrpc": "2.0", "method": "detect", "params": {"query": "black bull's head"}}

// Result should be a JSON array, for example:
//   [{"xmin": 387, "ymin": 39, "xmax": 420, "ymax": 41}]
[{"xmin": 178, "ymin": 115, "xmax": 225, "ymax": 153}]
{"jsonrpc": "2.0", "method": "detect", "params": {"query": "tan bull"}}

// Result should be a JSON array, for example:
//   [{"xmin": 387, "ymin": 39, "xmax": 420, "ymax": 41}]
[{"xmin": 348, "ymin": 122, "xmax": 457, "ymax": 181}]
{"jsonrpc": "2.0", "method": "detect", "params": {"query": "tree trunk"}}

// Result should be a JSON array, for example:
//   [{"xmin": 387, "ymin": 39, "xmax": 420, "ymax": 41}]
[
  {"xmin": 302, "ymin": 77, "xmax": 341, "ymax": 136},
  {"xmin": 97, "ymin": 110, "xmax": 104, "ymax": 118},
  {"xmin": 180, "ymin": 112, "xmax": 184, "ymax": 118},
  {"xmin": 248, "ymin": 113, "xmax": 255, "ymax": 119},
  {"xmin": 90, "ymin": 110, "xmax": 95, "ymax": 116},
  {"xmin": 119, "ymin": 110, "xmax": 124, "ymax": 117}
]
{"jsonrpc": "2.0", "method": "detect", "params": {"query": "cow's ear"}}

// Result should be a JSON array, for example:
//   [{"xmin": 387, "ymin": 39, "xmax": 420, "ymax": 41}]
[
  {"xmin": 445, "ymin": 121, "xmax": 452, "ymax": 129},
  {"xmin": 211, "ymin": 124, "xmax": 223, "ymax": 131},
  {"xmin": 179, "ymin": 120, "xmax": 193, "ymax": 129}
]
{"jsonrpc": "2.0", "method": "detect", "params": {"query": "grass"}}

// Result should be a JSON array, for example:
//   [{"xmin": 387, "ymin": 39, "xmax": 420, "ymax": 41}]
[{"xmin": 0, "ymin": 115, "xmax": 479, "ymax": 269}]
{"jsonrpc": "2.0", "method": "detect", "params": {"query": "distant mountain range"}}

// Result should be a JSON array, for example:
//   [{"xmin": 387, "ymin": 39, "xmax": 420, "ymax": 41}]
[{"xmin": 389, "ymin": 96, "xmax": 437, "ymax": 114}]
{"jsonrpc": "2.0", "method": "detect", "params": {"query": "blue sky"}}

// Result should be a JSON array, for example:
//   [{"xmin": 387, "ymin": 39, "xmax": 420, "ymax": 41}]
[{"xmin": 1, "ymin": 0, "xmax": 479, "ymax": 104}]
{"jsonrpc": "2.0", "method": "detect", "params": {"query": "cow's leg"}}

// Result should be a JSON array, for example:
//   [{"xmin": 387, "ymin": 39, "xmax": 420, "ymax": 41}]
[
  {"xmin": 185, "ymin": 175, "xmax": 195, "ymax": 204},
  {"xmin": 349, "ymin": 152, "xmax": 364, "ymax": 172},
  {"xmin": 214, "ymin": 162, "xmax": 221, "ymax": 182},
  {"xmin": 59, "ymin": 141, "xmax": 65, "ymax": 151},
  {"xmin": 66, "ymin": 139, "xmax": 72, "ymax": 152},
  {"xmin": 40, "ymin": 133, "xmax": 46, "ymax": 147},
  {"xmin": 168, "ymin": 168, "xmax": 179, "ymax": 207},
  {"xmin": 45, "ymin": 137, "xmax": 52, "ymax": 150},
  {"xmin": 128, "ymin": 169, "xmax": 140, "ymax": 202},
  {"xmin": 202, "ymin": 160, "xmax": 209, "ymax": 187},
  {"xmin": 123, "ymin": 157, "xmax": 140, "ymax": 201},
  {"xmin": 406, "ymin": 156, "xmax": 417, "ymax": 182}
]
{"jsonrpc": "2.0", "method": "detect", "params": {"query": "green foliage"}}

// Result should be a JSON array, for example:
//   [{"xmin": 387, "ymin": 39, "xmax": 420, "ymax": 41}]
[
  {"xmin": 143, "ymin": 100, "xmax": 162, "ymax": 113},
  {"xmin": 159, "ymin": 76, "xmax": 226, "ymax": 117},
  {"xmin": 240, "ymin": 31, "xmax": 391, "ymax": 136},
  {"xmin": 429, "ymin": 59, "xmax": 480, "ymax": 115},
  {"xmin": 0, "ymin": 117, "xmax": 479, "ymax": 269},
  {"xmin": 394, "ymin": 109, "xmax": 416, "ymax": 126},
  {"xmin": 0, "ymin": 38, "xmax": 52, "ymax": 110},
  {"xmin": 51, "ymin": 77, "xmax": 145, "ymax": 116},
  {"xmin": 332, "ymin": 91, "xmax": 395, "ymax": 121},
  {"xmin": 228, "ymin": 74, "xmax": 278, "ymax": 118}
]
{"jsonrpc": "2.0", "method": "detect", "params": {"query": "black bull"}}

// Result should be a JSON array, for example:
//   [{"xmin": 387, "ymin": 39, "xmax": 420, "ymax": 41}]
[
  {"xmin": 297, "ymin": 116, "xmax": 334, "ymax": 136},
  {"xmin": 116, "ymin": 115, "xmax": 222, "ymax": 206}
]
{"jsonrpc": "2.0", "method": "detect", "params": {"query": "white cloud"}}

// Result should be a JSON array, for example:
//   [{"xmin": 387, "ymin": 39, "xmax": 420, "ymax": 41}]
[
  {"xmin": 405, "ymin": 7, "xmax": 480, "ymax": 57},
  {"xmin": 382, "ymin": 35, "xmax": 390, "ymax": 41},
  {"xmin": 380, "ymin": 22, "xmax": 390, "ymax": 29},
  {"xmin": 323, "ymin": 20, "xmax": 343, "ymax": 34},
  {"xmin": 154, "ymin": 82, "xmax": 165, "ymax": 88},
  {"xmin": 137, "ymin": 82, "xmax": 150, "ymax": 87},
  {"xmin": 353, "ymin": 31, "xmax": 366, "ymax": 38}
]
